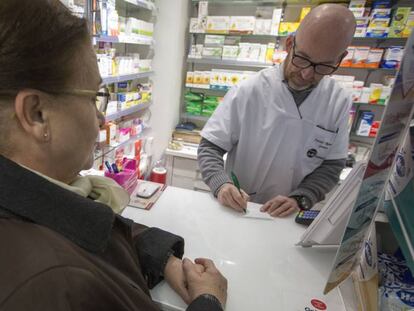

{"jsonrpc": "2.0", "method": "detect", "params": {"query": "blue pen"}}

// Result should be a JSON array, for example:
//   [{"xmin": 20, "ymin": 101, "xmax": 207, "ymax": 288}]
[
  {"xmin": 111, "ymin": 163, "xmax": 119, "ymax": 174},
  {"xmin": 105, "ymin": 161, "xmax": 112, "ymax": 173}
]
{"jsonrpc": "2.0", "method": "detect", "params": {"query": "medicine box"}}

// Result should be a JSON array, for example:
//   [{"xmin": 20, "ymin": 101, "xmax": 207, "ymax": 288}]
[
  {"xmin": 270, "ymin": 9, "xmax": 282, "ymax": 36},
  {"xmin": 369, "ymin": 18, "xmax": 390, "ymax": 28},
  {"xmin": 402, "ymin": 12, "xmax": 414, "ymax": 37},
  {"xmin": 366, "ymin": 26, "xmax": 389, "ymax": 38},
  {"xmin": 341, "ymin": 46, "xmax": 355, "ymax": 67},
  {"xmin": 350, "ymin": 8, "xmax": 366, "ymax": 18},
  {"xmin": 366, "ymin": 48, "xmax": 384, "ymax": 68},
  {"xmin": 370, "ymin": 8, "xmax": 391, "ymax": 18},
  {"xmin": 349, "ymin": 0, "xmax": 366, "ymax": 8},
  {"xmin": 222, "ymin": 46, "xmax": 239, "ymax": 60},
  {"xmin": 351, "ymin": 46, "xmax": 370, "ymax": 68},
  {"xmin": 229, "ymin": 16, "xmax": 256, "ymax": 34},
  {"xmin": 354, "ymin": 27, "xmax": 367, "ymax": 37},
  {"xmin": 356, "ymin": 111, "xmax": 375, "ymax": 136},
  {"xmin": 206, "ymin": 16, "xmax": 230, "ymax": 34},
  {"xmin": 204, "ymin": 35, "xmax": 225, "ymax": 46},
  {"xmin": 254, "ymin": 19, "xmax": 272, "ymax": 35},
  {"xmin": 381, "ymin": 46, "xmax": 404, "ymax": 69}
]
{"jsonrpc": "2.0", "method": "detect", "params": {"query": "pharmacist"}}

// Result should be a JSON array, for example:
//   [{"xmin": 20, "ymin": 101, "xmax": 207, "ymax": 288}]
[{"xmin": 198, "ymin": 4, "xmax": 356, "ymax": 217}]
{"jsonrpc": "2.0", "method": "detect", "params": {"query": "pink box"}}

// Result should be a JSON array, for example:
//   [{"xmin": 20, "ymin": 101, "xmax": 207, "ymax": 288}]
[{"xmin": 105, "ymin": 159, "xmax": 138, "ymax": 194}]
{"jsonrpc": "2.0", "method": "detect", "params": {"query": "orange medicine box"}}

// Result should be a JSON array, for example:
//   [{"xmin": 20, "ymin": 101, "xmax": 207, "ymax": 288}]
[
  {"xmin": 366, "ymin": 48, "xmax": 384, "ymax": 68},
  {"xmin": 340, "ymin": 46, "xmax": 355, "ymax": 67},
  {"xmin": 351, "ymin": 46, "xmax": 370, "ymax": 68}
]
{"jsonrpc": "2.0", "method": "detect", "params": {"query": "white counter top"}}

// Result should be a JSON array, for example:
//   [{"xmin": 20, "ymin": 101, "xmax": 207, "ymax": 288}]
[{"xmin": 122, "ymin": 187, "xmax": 346, "ymax": 311}]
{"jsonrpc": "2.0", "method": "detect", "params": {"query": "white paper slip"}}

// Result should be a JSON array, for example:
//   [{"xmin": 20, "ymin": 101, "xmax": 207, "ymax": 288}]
[{"xmin": 242, "ymin": 203, "xmax": 274, "ymax": 220}]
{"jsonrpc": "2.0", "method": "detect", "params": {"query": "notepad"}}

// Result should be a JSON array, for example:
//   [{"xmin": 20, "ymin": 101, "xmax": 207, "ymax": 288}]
[{"xmin": 242, "ymin": 203, "xmax": 274, "ymax": 220}]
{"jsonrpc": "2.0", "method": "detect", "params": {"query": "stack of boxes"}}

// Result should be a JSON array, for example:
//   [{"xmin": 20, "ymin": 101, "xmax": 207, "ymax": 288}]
[
  {"xmin": 340, "ymin": 46, "xmax": 404, "ymax": 69},
  {"xmin": 93, "ymin": 0, "xmax": 154, "ymax": 41},
  {"xmin": 108, "ymin": 82, "xmax": 152, "ymax": 113},
  {"xmin": 190, "ymin": 2, "xmax": 310, "ymax": 37},
  {"xmin": 184, "ymin": 92, "xmax": 223, "ymax": 117},
  {"xmin": 349, "ymin": 0, "xmax": 413, "ymax": 38},
  {"xmin": 96, "ymin": 43, "xmax": 152, "ymax": 78},
  {"xmin": 332, "ymin": 74, "xmax": 393, "ymax": 105},
  {"xmin": 186, "ymin": 70, "xmax": 255, "ymax": 91},
  {"xmin": 191, "ymin": 0, "xmax": 413, "ymax": 39}
]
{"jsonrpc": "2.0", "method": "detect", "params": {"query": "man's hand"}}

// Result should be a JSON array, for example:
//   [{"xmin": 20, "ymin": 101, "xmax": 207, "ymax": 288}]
[
  {"xmin": 183, "ymin": 258, "xmax": 228, "ymax": 308},
  {"xmin": 260, "ymin": 195, "xmax": 300, "ymax": 217},
  {"xmin": 217, "ymin": 183, "xmax": 249, "ymax": 212},
  {"xmin": 164, "ymin": 256, "xmax": 200, "ymax": 304}
]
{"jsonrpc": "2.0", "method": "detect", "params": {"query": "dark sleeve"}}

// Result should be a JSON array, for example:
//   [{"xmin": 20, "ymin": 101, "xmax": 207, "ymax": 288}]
[
  {"xmin": 131, "ymin": 223, "xmax": 184, "ymax": 289},
  {"xmin": 187, "ymin": 294, "xmax": 223, "ymax": 311},
  {"xmin": 197, "ymin": 138, "xmax": 232, "ymax": 196},
  {"xmin": 289, "ymin": 159, "xmax": 346, "ymax": 207},
  {"xmin": 1, "ymin": 266, "xmax": 135, "ymax": 311}
]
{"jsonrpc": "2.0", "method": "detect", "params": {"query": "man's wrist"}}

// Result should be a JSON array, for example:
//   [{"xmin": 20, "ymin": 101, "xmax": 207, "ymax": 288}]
[
  {"xmin": 209, "ymin": 172, "xmax": 233, "ymax": 197},
  {"xmin": 289, "ymin": 195, "xmax": 312, "ymax": 211}
]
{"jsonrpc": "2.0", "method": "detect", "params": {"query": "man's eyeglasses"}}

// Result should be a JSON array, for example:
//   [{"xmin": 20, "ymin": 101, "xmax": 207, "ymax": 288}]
[
  {"xmin": 0, "ymin": 87, "xmax": 110, "ymax": 113},
  {"xmin": 291, "ymin": 38, "xmax": 343, "ymax": 75}
]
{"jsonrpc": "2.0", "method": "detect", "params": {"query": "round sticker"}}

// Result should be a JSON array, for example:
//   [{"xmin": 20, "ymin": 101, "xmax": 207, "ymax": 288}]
[
  {"xmin": 307, "ymin": 149, "xmax": 317, "ymax": 158},
  {"xmin": 311, "ymin": 299, "xmax": 327, "ymax": 310}
]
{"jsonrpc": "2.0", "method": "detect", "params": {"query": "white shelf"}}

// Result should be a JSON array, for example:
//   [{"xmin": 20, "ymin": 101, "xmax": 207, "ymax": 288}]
[
  {"xmin": 95, "ymin": 35, "xmax": 154, "ymax": 45},
  {"xmin": 338, "ymin": 67, "xmax": 397, "ymax": 73},
  {"xmin": 124, "ymin": 0, "xmax": 155, "ymax": 10},
  {"xmin": 353, "ymin": 102, "xmax": 386, "ymax": 107},
  {"xmin": 188, "ymin": 58, "xmax": 398, "ymax": 72},
  {"xmin": 188, "ymin": 57, "xmax": 272, "ymax": 68},
  {"xmin": 101, "ymin": 71, "xmax": 154, "ymax": 84},
  {"xmin": 95, "ymin": 129, "xmax": 149, "ymax": 160},
  {"xmin": 191, "ymin": 32, "xmax": 281, "ymax": 38},
  {"xmin": 191, "ymin": 32, "xmax": 408, "ymax": 42},
  {"xmin": 186, "ymin": 84, "xmax": 229, "ymax": 92},
  {"xmin": 105, "ymin": 101, "xmax": 152, "ymax": 122},
  {"xmin": 182, "ymin": 113, "xmax": 210, "ymax": 122},
  {"xmin": 192, "ymin": 0, "xmax": 349, "ymax": 4}
]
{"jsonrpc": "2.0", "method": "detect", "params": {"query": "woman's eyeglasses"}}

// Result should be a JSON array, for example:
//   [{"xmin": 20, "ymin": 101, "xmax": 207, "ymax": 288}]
[{"xmin": 0, "ymin": 87, "xmax": 110, "ymax": 113}]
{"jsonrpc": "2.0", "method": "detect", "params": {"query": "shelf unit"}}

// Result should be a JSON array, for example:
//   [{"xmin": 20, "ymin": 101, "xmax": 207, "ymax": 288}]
[
  {"xmin": 182, "ymin": 113, "xmax": 210, "ymax": 122},
  {"xmin": 105, "ymin": 101, "xmax": 152, "ymax": 122},
  {"xmin": 182, "ymin": 0, "xmax": 412, "ymax": 149},
  {"xmin": 87, "ymin": 0, "xmax": 156, "ymax": 162}
]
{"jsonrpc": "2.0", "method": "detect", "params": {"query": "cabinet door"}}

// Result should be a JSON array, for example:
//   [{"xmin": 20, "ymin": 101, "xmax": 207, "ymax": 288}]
[
  {"xmin": 171, "ymin": 175, "xmax": 195, "ymax": 190},
  {"xmin": 172, "ymin": 157, "xmax": 198, "ymax": 178}
]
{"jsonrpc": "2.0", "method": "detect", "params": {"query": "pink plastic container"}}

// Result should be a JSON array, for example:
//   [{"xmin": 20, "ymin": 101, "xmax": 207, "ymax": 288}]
[{"xmin": 105, "ymin": 159, "xmax": 138, "ymax": 194}]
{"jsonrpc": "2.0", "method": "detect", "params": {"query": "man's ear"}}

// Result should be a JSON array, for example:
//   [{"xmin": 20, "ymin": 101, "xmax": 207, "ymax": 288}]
[
  {"xmin": 14, "ymin": 90, "xmax": 50, "ymax": 142},
  {"xmin": 285, "ymin": 35, "xmax": 294, "ymax": 52}
]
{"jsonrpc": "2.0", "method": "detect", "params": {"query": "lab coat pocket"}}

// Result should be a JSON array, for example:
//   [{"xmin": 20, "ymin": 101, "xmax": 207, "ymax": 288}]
[{"xmin": 302, "ymin": 126, "xmax": 338, "ymax": 174}]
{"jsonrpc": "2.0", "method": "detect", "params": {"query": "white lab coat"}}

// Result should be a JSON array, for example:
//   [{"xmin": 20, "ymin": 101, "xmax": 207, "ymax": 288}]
[{"xmin": 201, "ymin": 64, "xmax": 352, "ymax": 204}]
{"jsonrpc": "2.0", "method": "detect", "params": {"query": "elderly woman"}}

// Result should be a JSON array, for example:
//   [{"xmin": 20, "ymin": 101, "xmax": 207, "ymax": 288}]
[{"xmin": 0, "ymin": 1, "xmax": 226, "ymax": 310}]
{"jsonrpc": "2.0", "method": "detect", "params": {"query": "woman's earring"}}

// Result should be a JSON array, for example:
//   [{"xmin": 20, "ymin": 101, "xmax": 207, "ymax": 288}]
[{"xmin": 43, "ymin": 132, "xmax": 48, "ymax": 139}]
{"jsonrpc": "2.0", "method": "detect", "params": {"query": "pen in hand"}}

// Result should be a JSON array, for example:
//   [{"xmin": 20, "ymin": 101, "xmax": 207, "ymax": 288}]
[{"xmin": 230, "ymin": 171, "xmax": 247, "ymax": 213}]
